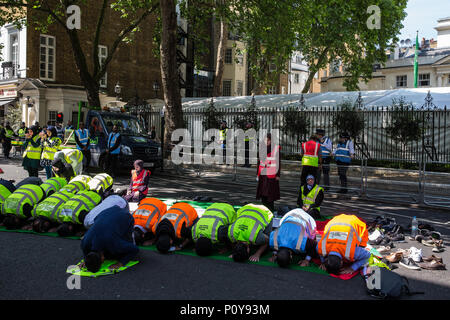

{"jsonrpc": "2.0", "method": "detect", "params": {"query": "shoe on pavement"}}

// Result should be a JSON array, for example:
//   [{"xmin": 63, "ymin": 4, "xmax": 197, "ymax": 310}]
[
  {"xmin": 418, "ymin": 260, "xmax": 446, "ymax": 270},
  {"xmin": 432, "ymin": 247, "xmax": 445, "ymax": 253},
  {"xmin": 399, "ymin": 257, "xmax": 421, "ymax": 270},
  {"xmin": 407, "ymin": 247, "xmax": 422, "ymax": 263},
  {"xmin": 384, "ymin": 251, "xmax": 403, "ymax": 263},
  {"xmin": 422, "ymin": 239, "xmax": 437, "ymax": 247},
  {"xmin": 377, "ymin": 246, "xmax": 392, "ymax": 254},
  {"xmin": 369, "ymin": 229, "xmax": 382, "ymax": 241},
  {"xmin": 422, "ymin": 255, "xmax": 443, "ymax": 263}
]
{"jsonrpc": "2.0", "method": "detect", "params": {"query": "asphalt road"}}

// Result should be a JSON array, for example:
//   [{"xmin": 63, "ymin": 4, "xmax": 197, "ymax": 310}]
[{"xmin": 1, "ymin": 157, "xmax": 450, "ymax": 302}]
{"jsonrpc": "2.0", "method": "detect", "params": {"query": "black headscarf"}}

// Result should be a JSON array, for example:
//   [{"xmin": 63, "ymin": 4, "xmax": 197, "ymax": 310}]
[
  {"xmin": 47, "ymin": 126, "xmax": 58, "ymax": 139},
  {"xmin": 29, "ymin": 125, "xmax": 40, "ymax": 138}
]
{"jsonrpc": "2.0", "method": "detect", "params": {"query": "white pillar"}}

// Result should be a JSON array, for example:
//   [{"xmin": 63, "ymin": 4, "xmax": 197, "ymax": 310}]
[{"xmin": 438, "ymin": 75, "xmax": 443, "ymax": 87}]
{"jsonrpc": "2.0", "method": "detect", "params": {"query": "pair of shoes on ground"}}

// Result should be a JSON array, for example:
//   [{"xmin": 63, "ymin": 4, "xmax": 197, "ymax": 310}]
[
  {"xmin": 418, "ymin": 255, "xmax": 446, "ymax": 270},
  {"xmin": 414, "ymin": 234, "xmax": 445, "ymax": 252},
  {"xmin": 398, "ymin": 247, "xmax": 422, "ymax": 270}
]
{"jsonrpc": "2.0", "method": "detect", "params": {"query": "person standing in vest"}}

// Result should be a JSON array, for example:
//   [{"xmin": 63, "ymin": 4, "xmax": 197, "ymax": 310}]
[
  {"xmin": 152, "ymin": 202, "xmax": 199, "ymax": 253},
  {"xmin": 296, "ymin": 175, "xmax": 324, "ymax": 219},
  {"xmin": 227, "ymin": 203, "xmax": 273, "ymax": 263},
  {"xmin": 80, "ymin": 205, "xmax": 139, "ymax": 273},
  {"xmin": 106, "ymin": 125, "xmax": 121, "ymax": 177},
  {"xmin": 256, "ymin": 133, "xmax": 280, "ymax": 212},
  {"xmin": 22, "ymin": 126, "xmax": 43, "ymax": 177},
  {"xmin": 1, "ymin": 121, "xmax": 16, "ymax": 159},
  {"xmin": 124, "ymin": 160, "xmax": 150, "ymax": 203},
  {"xmin": 191, "ymin": 203, "xmax": 237, "ymax": 256},
  {"xmin": 40, "ymin": 126, "xmax": 62, "ymax": 179},
  {"xmin": 300, "ymin": 134, "xmax": 322, "ymax": 187},
  {"xmin": 269, "ymin": 208, "xmax": 320, "ymax": 268},
  {"xmin": 74, "ymin": 122, "xmax": 91, "ymax": 174},
  {"xmin": 132, "ymin": 197, "xmax": 167, "ymax": 246},
  {"xmin": 219, "ymin": 120, "xmax": 228, "ymax": 165},
  {"xmin": 317, "ymin": 214, "xmax": 370, "ymax": 275},
  {"xmin": 15, "ymin": 122, "xmax": 27, "ymax": 155},
  {"xmin": 54, "ymin": 148, "xmax": 83, "ymax": 176},
  {"xmin": 315, "ymin": 129, "xmax": 332, "ymax": 190},
  {"xmin": 333, "ymin": 132, "xmax": 355, "ymax": 194},
  {"xmin": 65, "ymin": 120, "xmax": 74, "ymax": 131}
]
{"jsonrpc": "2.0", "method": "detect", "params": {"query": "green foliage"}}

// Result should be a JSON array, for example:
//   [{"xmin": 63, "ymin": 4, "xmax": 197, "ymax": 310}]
[
  {"xmin": 332, "ymin": 99, "xmax": 365, "ymax": 139},
  {"xmin": 202, "ymin": 98, "xmax": 222, "ymax": 130},
  {"xmin": 280, "ymin": 107, "xmax": 310, "ymax": 142},
  {"xmin": 233, "ymin": 96, "xmax": 259, "ymax": 130},
  {"xmin": 5, "ymin": 103, "xmax": 22, "ymax": 132},
  {"xmin": 386, "ymin": 97, "xmax": 423, "ymax": 147}
]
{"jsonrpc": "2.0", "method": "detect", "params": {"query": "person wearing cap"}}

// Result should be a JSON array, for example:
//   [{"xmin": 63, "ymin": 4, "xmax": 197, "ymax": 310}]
[
  {"xmin": 123, "ymin": 160, "xmax": 151, "ymax": 203},
  {"xmin": 1, "ymin": 121, "xmax": 16, "ymax": 159},
  {"xmin": 80, "ymin": 205, "xmax": 139, "ymax": 272},
  {"xmin": 333, "ymin": 132, "xmax": 355, "ymax": 194},
  {"xmin": 317, "ymin": 213, "xmax": 370, "ymax": 275},
  {"xmin": 40, "ymin": 126, "xmax": 62, "ymax": 179},
  {"xmin": 315, "ymin": 129, "xmax": 332, "ymax": 190},
  {"xmin": 296, "ymin": 174, "xmax": 324, "ymax": 219},
  {"xmin": 300, "ymin": 134, "xmax": 322, "ymax": 187},
  {"xmin": 152, "ymin": 202, "xmax": 199, "ymax": 253},
  {"xmin": 74, "ymin": 121, "xmax": 91, "ymax": 174},
  {"xmin": 219, "ymin": 120, "xmax": 228, "ymax": 164},
  {"xmin": 269, "ymin": 208, "xmax": 320, "ymax": 268}
]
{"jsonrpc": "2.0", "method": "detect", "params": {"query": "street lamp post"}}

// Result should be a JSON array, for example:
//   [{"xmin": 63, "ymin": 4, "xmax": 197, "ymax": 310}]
[{"xmin": 160, "ymin": 105, "xmax": 166, "ymax": 172}]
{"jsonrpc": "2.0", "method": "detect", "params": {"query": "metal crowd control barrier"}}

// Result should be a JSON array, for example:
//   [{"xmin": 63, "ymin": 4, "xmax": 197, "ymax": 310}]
[{"xmin": 166, "ymin": 144, "xmax": 450, "ymax": 210}]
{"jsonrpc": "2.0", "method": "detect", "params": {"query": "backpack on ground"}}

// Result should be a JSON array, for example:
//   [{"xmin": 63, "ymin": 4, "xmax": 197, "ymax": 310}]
[{"xmin": 364, "ymin": 266, "xmax": 424, "ymax": 299}]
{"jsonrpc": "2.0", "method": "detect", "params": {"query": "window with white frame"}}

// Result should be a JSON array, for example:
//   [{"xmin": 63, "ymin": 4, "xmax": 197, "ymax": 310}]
[
  {"xmin": 222, "ymin": 80, "xmax": 232, "ymax": 96},
  {"xmin": 98, "ymin": 45, "xmax": 108, "ymax": 88},
  {"xmin": 225, "ymin": 48, "xmax": 233, "ymax": 64},
  {"xmin": 396, "ymin": 75, "xmax": 407, "ymax": 87},
  {"xmin": 40, "ymin": 35, "xmax": 55, "ymax": 80},
  {"xmin": 48, "ymin": 110, "xmax": 57, "ymax": 126},
  {"xmin": 10, "ymin": 33, "xmax": 19, "ymax": 76},
  {"xmin": 268, "ymin": 86, "xmax": 277, "ymax": 94},
  {"xmin": 419, "ymin": 73, "xmax": 430, "ymax": 87}
]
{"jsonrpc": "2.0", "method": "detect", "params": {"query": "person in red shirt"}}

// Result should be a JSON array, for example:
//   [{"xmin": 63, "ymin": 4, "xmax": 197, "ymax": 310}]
[{"xmin": 123, "ymin": 160, "xmax": 150, "ymax": 202}]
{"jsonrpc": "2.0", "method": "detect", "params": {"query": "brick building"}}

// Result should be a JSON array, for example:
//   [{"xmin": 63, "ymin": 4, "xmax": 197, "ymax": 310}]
[{"xmin": 0, "ymin": 1, "xmax": 161, "ymax": 127}]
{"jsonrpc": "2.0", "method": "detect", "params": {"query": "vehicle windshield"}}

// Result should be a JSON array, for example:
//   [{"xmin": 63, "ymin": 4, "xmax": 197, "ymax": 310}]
[{"xmin": 102, "ymin": 114, "xmax": 147, "ymax": 136}]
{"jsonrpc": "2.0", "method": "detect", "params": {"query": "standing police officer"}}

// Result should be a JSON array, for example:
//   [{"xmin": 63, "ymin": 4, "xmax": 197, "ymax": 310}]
[
  {"xmin": 333, "ymin": 132, "xmax": 355, "ymax": 194},
  {"xmin": 75, "ymin": 122, "xmax": 91, "ymax": 174}
]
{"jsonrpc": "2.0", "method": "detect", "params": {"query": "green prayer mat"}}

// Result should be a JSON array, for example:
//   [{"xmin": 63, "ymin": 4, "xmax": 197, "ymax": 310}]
[{"xmin": 66, "ymin": 260, "xmax": 140, "ymax": 278}]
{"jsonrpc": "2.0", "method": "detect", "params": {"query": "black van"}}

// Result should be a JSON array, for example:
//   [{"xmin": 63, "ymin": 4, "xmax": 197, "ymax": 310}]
[{"xmin": 66, "ymin": 109, "xmax": 162, "ymax": 171}]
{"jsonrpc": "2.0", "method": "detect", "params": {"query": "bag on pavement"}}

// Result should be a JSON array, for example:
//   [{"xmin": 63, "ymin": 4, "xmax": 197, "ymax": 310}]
[{"xmin": 364, "ymin": 266, "xmax": 424, "ymax": 299}]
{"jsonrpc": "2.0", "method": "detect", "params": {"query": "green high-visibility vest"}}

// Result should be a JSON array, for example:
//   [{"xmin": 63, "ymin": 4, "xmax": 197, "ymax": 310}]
[
  {"xmin": 18, "ymin": 128, "xmax": 26, "ymax": 138},
  {"xmin": 228, "ymin": 204, "xmax": 273, "ymax": 244},
  {"xmin": 57, "ymin": 191, "xmax": 102, "ymax": 224},
  {"xmin": 59, "ymin": 181, "xmax": 88, "ymax": 194},
  {"xmin": 23, "ymin": 135, "xmax": 42, "ymax": 160},
  {"xmin": 4, "ymin": 128, "xmax": 14, "ymax": 139},
  {"xmin": 300, "ymin": 185, "xmax": 323, "ymax": 212},
  {"xmin": 87, "ymin": 173, "xmax": 113, "ymax": 192},
  {"xmin": 42, "ymin": 137, "xmax": 62, "ymax": 160},
  {"xmin": 32, "ymin": 190, "xmax": 76, "ymax": 221},
  {"xmin": 40, "ymin": 177, "xmax": 67, "ymax": 197},
  {"xmin": 2, "ymin": 184, "xmax": 44, "ymax": 218},
  {"xmin": 0, "ymin": 184, "xmax": 12, "ymax": 205},
  {"xmin": 192, "ymin": 203, "xmax": 236, "ymax": 243}
]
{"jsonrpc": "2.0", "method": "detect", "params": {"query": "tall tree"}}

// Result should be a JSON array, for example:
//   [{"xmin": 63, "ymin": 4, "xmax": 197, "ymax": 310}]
[
  {"xmin": 296, "ymin": 0, "xmax": 408, "ymax": 93},
  {"xmin": 0, "ymin": 0, "xmax": 159, "ymax": 108}
]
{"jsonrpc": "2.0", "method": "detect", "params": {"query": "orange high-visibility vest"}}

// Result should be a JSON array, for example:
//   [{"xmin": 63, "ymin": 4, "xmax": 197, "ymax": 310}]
[
  {"xmin": 131, "ymin": 169, "xmax": 150, "ymax": 196},
  {"xmin": 152, "ymin": 202, "xmax": 198, "ymax": 239},
  {"xmin": 257, "ymin": 145, "xmax": 280, "ymax": 179},
  {"xmin": 318, "ymin": 214, "xmax": 368, "ymax": 262},
  {"xmin": 301, "ymin": 140, "xmax": 320, "ymax": 167},
  {"xmin": 133, "ymin": 198, "xmax": 167, "ymax": 231}
]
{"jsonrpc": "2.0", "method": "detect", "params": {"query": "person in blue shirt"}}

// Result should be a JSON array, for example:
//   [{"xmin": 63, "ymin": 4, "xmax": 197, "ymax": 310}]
[
  {"xmin": 83, "ymin": 195, "xmax": 129, "ymax": 230},
  {"xmin": 333, "ymin": 132, "xmax": 355, "ymax": 194},
  {"xmin": 74, "ymin": 122, "xmax": 91, "ymax": 174},
  {"xmin": 318, "ymin": 246, "xmax": 371, "ymax": 275},
  {"xmin": 80, "ymin": 205, "xmax": 138, "ymax": 272}
]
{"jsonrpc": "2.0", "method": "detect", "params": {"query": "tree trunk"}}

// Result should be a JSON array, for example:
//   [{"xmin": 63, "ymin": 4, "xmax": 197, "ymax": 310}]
[
  {"xmin": 160, "ymin": 0, "xmax": 184, "ymax": 155},
  {"xmin": 301, "ymin": 47, "xmax": 329, "ymax": 93},
  {"xmin": 302, "ymin": 69, "xmax": 316, "ymax": 94},
  {"xmin": 213, "ymin": 18, "xmax": 227, "ymax": 97}
]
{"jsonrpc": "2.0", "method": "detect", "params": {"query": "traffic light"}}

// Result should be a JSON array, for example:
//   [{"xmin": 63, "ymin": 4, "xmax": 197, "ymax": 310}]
[{"xmin": 57, "ymin": 112, "xmax": 64, "ymax": 123}]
